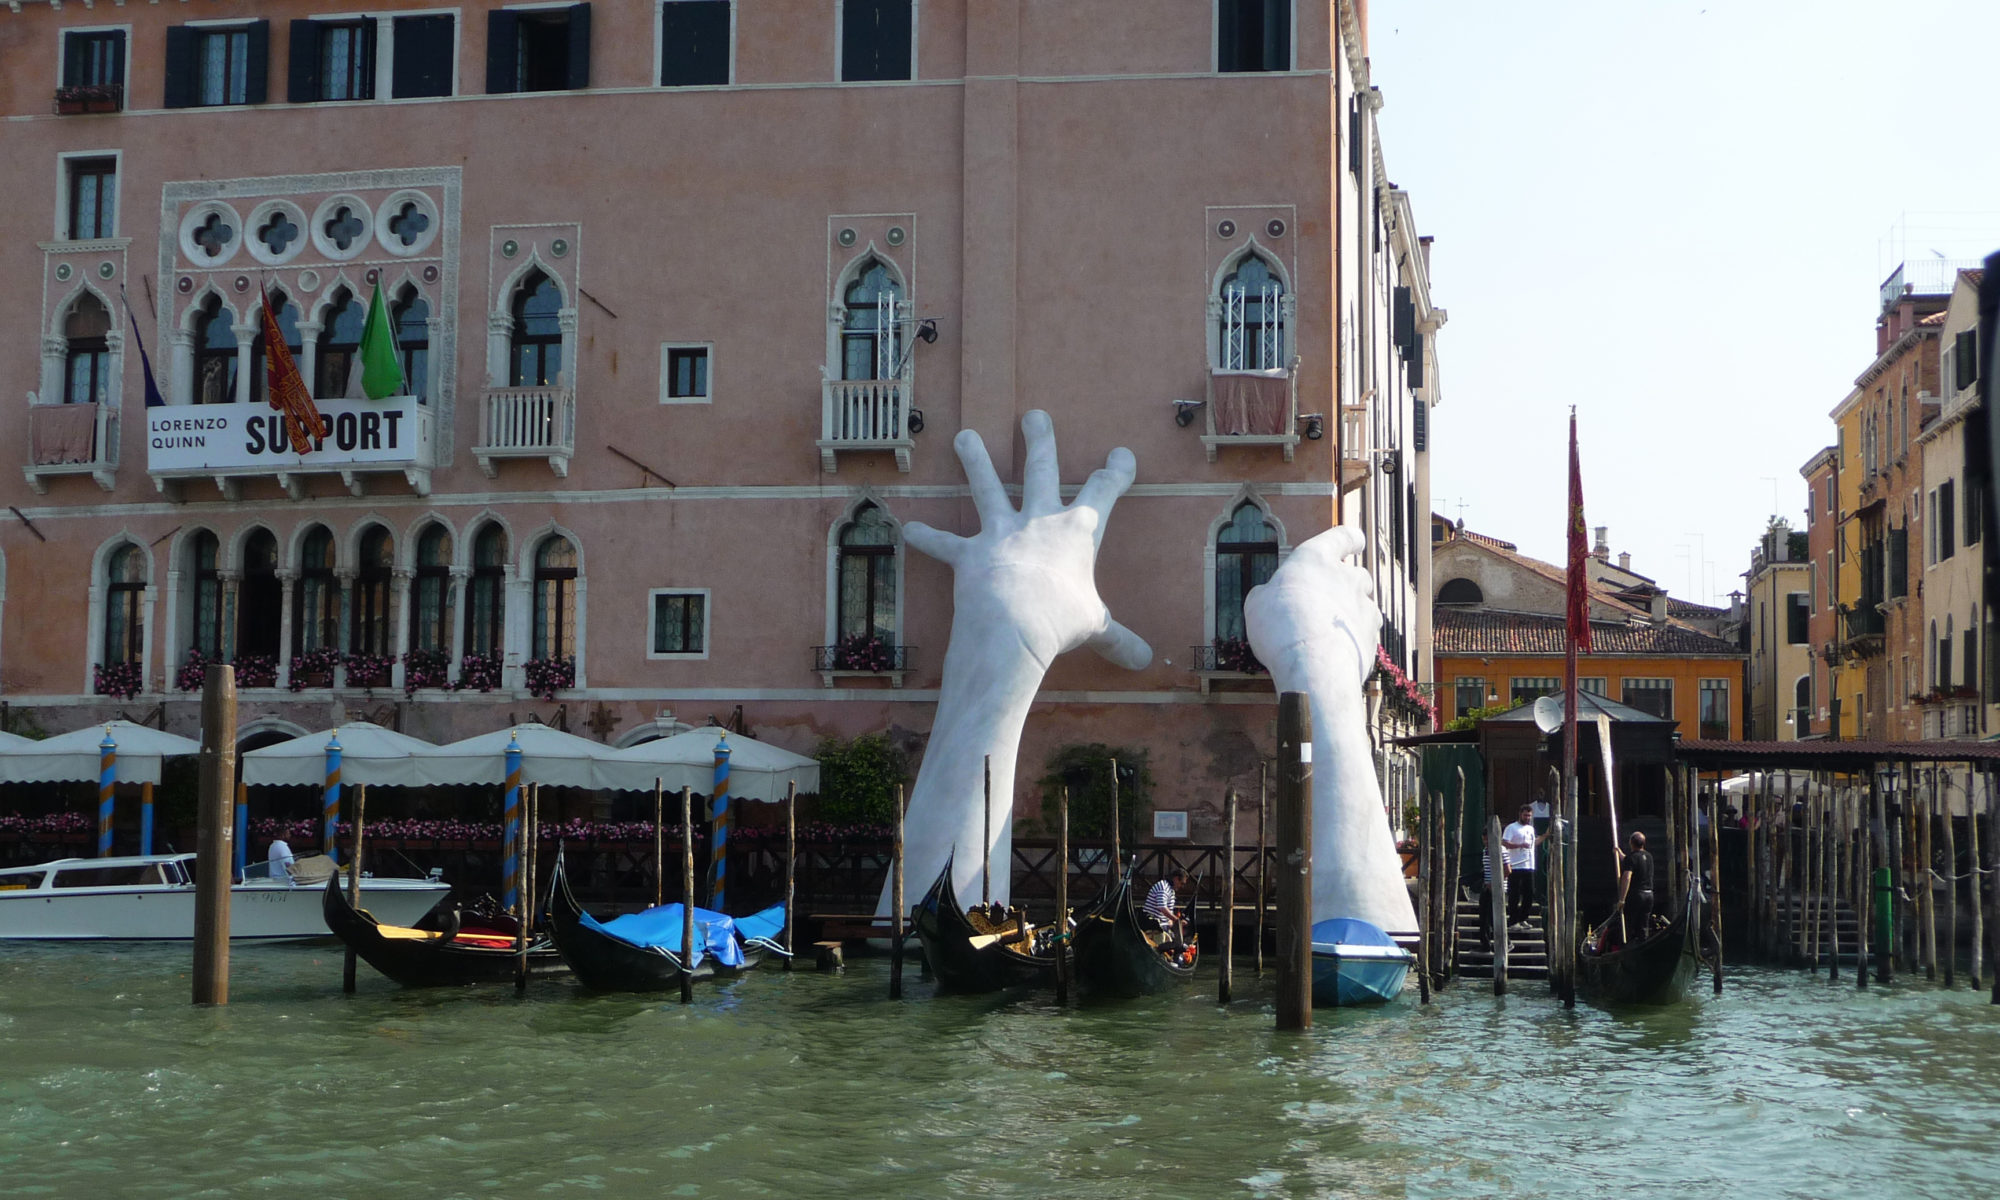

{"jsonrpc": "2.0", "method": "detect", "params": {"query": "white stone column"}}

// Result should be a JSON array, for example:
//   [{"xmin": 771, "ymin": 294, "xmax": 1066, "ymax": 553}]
[
  {"xmin": 139, "ymin": 584, "xmax": 157, "ymax": 695},
  {"xmin": 296, "ymin": 320, "xmax": 323, "ymax": 396},
  {"xmin": 447, "ymin": 566, "xmax": 469, "ymax": 685},
  {"xmin": 218, "ymin": 570, "xmax": 240, "ymax": 662},
  {"xmin": 505, "ymin": 568, "xmax": 530, "ymax": 692},
  {"xmin": 231, "ymin": 323, "xmax": 258, "ymax": 406},
  {"xmin": 84, "ymin": 579, "xmax": 106, "ymax": 694},
  {"xmin": 275, "ymin": 568, "xmax": 297, "ymax": 689},
  {"xmin": 160, "ymin": 567, "xmax": 182, "ymax": 694},
  {"xmin": 572, "ymin": 577, "xmax": 588, "ymax": 689},
  {"xmin": 39, "ymin": 334, "xmax": 68, "ymax": 405},
  {"xmin": 169, "ymin": 331, "xmax": 194, "ymax": 406},
  {"xmin": 333, "ymin": 567, "xmax": 356, "ymax": 689},
  {"xmin": 390, "ymin": 568, "xmax": 412, "ymax": 693},
  {"xmin": 485, "ymin": 312, "xmax": 512, "ymax": 388}
]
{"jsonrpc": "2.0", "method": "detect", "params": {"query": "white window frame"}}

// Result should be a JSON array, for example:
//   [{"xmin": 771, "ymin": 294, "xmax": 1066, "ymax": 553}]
[
  {"xmin": 54, "ymin": 22, "xmax": 133, "ymax": 93},
  {"xmin": 646, "ymin": 587, "xmax": 710, "ymax": 660},
  {"xmin": 55, "ymin": 149, "xmax": 122, "ymax": 242},
  {"xmin": 658, "ymin": 341, "xmax": 713, "ymax": 404},
  {"xmin": 654, "ymin": 0, "xmax": 735, "ymax": 88}
]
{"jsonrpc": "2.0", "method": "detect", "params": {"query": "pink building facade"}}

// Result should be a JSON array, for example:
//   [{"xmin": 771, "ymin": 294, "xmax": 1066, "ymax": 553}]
[{"xmin": 0, "ymin": 0, "xmax": 1440, "ymax": 836}]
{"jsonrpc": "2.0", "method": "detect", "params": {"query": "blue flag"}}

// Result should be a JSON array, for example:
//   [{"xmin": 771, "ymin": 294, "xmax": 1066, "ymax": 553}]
[{"xmin": 120, "ymin": 287, "xmax": 165, "ymax": 408}]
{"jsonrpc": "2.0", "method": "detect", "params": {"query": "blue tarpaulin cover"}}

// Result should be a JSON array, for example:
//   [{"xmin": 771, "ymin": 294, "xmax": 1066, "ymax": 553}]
[
  {"xmin": 582, "ymin": 904, "xmax": 744, "ymax": 969},
  {"xmin": 733, "ymin": 904, "xmax": 787, "ymax": 950},
  {"xmin": 1309, "ymin": 917, "xmax": 1407, "ymax": 957}
]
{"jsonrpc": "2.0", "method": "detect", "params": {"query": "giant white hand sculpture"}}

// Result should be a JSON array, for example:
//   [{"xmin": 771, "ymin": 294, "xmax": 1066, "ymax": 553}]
[
  {"xmin": 879, "ymin": 411, "xmax": 1152, "ymax": 912},
  {"xmin": 1244, "ymin": 526, "xmax": 1418, "ymax": 937}
]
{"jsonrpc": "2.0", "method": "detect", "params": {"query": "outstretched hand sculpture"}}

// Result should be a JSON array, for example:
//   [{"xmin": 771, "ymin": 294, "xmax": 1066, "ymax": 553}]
[
  {"xmin": 880, "ymin": 411, "xmax": 1151, "ymax": 911},
  {"xmin": 1245, "ymin": 526, "xmax": 1419, "ymax": 937}
]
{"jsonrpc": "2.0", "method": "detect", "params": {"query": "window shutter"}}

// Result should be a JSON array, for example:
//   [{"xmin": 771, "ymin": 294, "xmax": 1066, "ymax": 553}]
[
  {"xmin": 486, "ymin": 10, "xmax": 520, "ymax": 93},
  {"xmin": 243, "ymin": 20, "xmax": 271, "ymax": 104},
  {"xmin": 565, "ymin": 3, "xmax": 592, "ymax": 90},
  {"xmin": 1408, "ymin": 343, "xmax": 1425, "ymax": 389},
  {"xmin": 1959, "ymin": 329, "xmax": 1980, "ymax": 391},
  {"xmin": 1412, "ymin": 396, "xmax": 1427, "ymax": 452},
  {"xmin": 1392, "ymin": 285, "xmax": 1413, "ymax": 351},
  {"xmin": 288, "ymin": 20, "xmax": 323, "ymax": 103},
  {"xmin": 62, "ymin": 32, "xmax": 85, "ymax": 87},
  {"xmin": 107, "ymin": 30, "xmax": 128, "ymax": 90},
  {"xmin": 393, "ymin": 15, "xmax": 455, "ymax": 99},
  {"xmin": 163, "ymin": 25, "xmax": 195, "ymax": 109},
  {"xmin": 1217, "ymin": 0, "xmax": 1241, "ymax": 71},
  {"xmin": 662, "ymin": 1, "xmax": 730, "ymax": 86},
  {"xmin": 1262, "ymin": 0, "xmax": 1291, "ymax": 70}
]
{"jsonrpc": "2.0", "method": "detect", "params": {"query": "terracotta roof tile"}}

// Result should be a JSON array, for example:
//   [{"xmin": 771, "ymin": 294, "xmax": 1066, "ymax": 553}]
[
  {"xmin": 1920, "ymin": 311, "xmax": 1948, "ymax": 326},
  {"xmin": 1434, "ymin": 607, "xmax": 1744, "ymax": 657},
  {"xmin": 1666, "ymin": 597, "xmax": 1726, "ymax": 619}
]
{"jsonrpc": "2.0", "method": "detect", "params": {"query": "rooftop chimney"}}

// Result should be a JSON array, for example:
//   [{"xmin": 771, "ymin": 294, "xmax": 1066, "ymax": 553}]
[
  {"xmin": 1618, "ymin": 551, "xmax": 1631, "ymax": 571},
  {"xmin": 1648, "ymin": 589, "xmax": 1668, "ymax": 626},
  {"xmin": 1592, "ymin": 526, "xmax": 1609, "ymax": 558}
]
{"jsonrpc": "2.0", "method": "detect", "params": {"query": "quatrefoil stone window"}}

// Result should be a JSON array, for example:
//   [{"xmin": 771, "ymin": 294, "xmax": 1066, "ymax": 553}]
[
  {"xmin": 258, "ymin": 212, "xmax": 300, "ymax": 256},
  {"xmin": 323, "ymin": 206, "xmax": 366, "ymax": 252},
  {"xmin": 193, "ymin": 213, "xmax": 235, "ymax": 258},
  {"xmin": 388, "ymin": 202, "xmax": 431, "ymax": 247}
]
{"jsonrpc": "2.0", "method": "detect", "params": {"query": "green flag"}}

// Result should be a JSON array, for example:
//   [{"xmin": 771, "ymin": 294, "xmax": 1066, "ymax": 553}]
[{"xmin": 356, "ymin": 282, "xmax": 406, "ymax": 400}]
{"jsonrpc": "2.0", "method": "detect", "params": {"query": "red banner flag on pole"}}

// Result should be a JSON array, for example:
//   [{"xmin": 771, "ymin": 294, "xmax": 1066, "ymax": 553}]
[
  {"xmin": 258, "ymin": 287, "xmax": 326, "ymax": 454},
  {"xmin": 1566, "ymin": 410, "xmax": 1592, "ymax": 653}
]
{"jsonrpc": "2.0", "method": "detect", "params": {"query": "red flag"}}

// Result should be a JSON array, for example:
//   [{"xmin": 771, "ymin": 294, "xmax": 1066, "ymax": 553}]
[
  {"xmin": 258, "ymin": 288, "xmax": 326, "ymax": 454},
  {"xmin": 1566, "ymin": 412, "xmax": 1593, "ymax": 652}
]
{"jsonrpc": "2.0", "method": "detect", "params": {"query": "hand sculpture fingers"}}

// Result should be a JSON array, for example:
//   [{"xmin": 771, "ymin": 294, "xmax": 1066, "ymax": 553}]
[
  {"xmin": 1086, "ymin": 615, "xmax": 1153, "ymax": 670},
  {"xmin": 1282, "ymin": 525, "xmax": 1368, "ymax": 577},
  {"xmin": 1069, "ymin": 446, "xmax": 1138, "ymax": 547},
  {"xmin": 953, "ymin": 428, "xmax": 1013, "ymax": 528},
  {"xmin": 1020, "ymin": 410, "xmax": 1063, "ymax": 517},
  {"xmin": 902, "ymin": 520, "xmax": 966, "ymax": 566}
]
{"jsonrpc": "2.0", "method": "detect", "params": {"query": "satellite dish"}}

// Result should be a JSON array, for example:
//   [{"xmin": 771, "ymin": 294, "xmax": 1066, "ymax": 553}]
[{"xmin": 1532, "ymin": 695, "xmax": 1564, "ymax": 734}]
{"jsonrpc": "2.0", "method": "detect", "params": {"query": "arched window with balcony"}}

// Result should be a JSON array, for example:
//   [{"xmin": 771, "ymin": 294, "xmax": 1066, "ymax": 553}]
[
  {"xmin": 466, "ymin": 524, "xmax": 506, "ymax": 660},
  {"xmin": 1218, "ymin": 253, "xmax": 1286, "ymax": 372},
  {"xmin": 836, "ymin": 502, "xmax": 899, "ymax": 646},
  {"xmin": 192, "ymin": 295, "xmax": 237, "ymax": 405},
  {"xmin": 237, "ymin": 529, "xmax": 281, "ymax": 661},
  {"xmin": 293, "ymin": 526, "xmax": 338, "ymax": 657},
  {"xmin": 186, "ymin": 530, "xmax": 223, "ymax": 659},
  {"xmin": 840, "ymin": 259, "xmax": 903, "ymax": 382},
  {"xmin": 394, "ymin": 285, "xmax": 429, "ymax": 402},
  {"xmin": 315, "ymin": 288, "xmax": 363, "ymax": 399},
  {"xmin": 250, "ymin": 291, "xmax": 301, "ymax": 406},
  {"xmin": 531, "ymin": 534, "xmax": 578, "ymax": 661},
  {"xmin": 410, "ymin": 524, "xmax": 450, "ymax": 653},
  {"xmin": 63, "ymin": 293, "xmax": 112, "ymax": 405},
  {"xmin": 103, "ymin": 542, "xmax": 145, "ymax": 667},
  {"xmin": 510, "ymin": 270, "xmax": 563, "ymax": 387},
  {"xmin": 350, "ymin": 526, "xmax": 394, "ymax": 658},
  {"xmin": 1214, "ymin": 502, "xmax": 1279, "ymax": 643}
]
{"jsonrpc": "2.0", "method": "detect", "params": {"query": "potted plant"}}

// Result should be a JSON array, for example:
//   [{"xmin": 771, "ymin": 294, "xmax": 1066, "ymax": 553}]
[
  {"xmin": 456, "ymin": 653, "xmax": 502, "ymax": 693},
  {"xmin": 523, "ymin": 655, "xmax": 574, "ymax": 700},
  {"xmin": 54, "ymin": 83, "xmax": 121, "ymax": 114},
  {"xmin": 1212, "ymin": 636, "xmax": 1265, "ymax": 674},
  {"xmin": 289, "ymin": 646, "xmax": 343, "ymax": 691},
  {"xmin": 344, "ymin": 651, "xmax": 395, "ymax": 691},
  {"xmin": 234, "ymin": 655, "xmax": 278, "ymax": 689},
  {"xmin": 402, "ymin": 649, "xmax": 452, "ymax": 696},
  {"xmin": 92, "ymin": 661, "xmax": 143, "ymax": 700},
  {"xmin": 832, "ymin": 634, "xmax": 896, "ymax": 672}
]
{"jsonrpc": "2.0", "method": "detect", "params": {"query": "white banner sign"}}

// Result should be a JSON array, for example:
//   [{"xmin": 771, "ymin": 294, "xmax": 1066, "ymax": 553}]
[{"xmin": 147, "ymin": 395, "xmax": 428, "ymax": 472}]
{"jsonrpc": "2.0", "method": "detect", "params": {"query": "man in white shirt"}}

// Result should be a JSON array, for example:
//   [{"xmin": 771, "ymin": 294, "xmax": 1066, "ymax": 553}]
[
  {"xmin": 267, "ymin": 838, "xmax": 297, "ymax": 885},
  {"xmin": 1500, "ymin": 805, "xmax": 1548, "ymax": 929}
]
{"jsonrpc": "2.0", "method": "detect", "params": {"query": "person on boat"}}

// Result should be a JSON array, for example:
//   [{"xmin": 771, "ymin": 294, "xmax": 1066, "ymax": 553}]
[
  {"xmin": 1500, "ymin": 806, "xmax": 1550, "ymax": 929},
  {"xmin": 267, "ymin": 838, "xmax": 296, "ymax": 884},
  {"xmin": 1614, "ymin": 830, "xmax": 1655, "ymax": 942},
  {"xmin": 1144, "ymin": 869, "xmax": 1188, "ymax": 943}
]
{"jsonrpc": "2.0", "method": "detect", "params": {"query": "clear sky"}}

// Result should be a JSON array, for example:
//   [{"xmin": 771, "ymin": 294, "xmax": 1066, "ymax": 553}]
[{"xmin": 1367, "ymin": 0, "xmax": 2000, "ymax": 605}]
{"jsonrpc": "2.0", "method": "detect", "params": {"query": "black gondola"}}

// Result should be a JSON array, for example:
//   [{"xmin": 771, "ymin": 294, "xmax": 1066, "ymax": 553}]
[
  {"xmin": 1576, "ymin": 881, "xmax": 1701, "ymax": 1006},
  {"xmin": 545, "ymin": 848, "xmax": 775, "ymax": 992},
  {"xmin": 1071, "ymin": 875, "xmax": 1197, "ymax": 998},
  {"xmin": 322, "ymin": 875, "xmax": 563, "ymax": 987},
  {"xmin": 912, "ymin": 856, "xmax": 1058, "ymax": 993}
]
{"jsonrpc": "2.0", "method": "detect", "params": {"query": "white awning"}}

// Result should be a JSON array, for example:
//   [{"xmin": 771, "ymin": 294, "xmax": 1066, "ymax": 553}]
[
  {"xmin": 595, "ymin": 726, "xmax": 819, "ymax": 801},
  {"xmin": 240, "ymin": 722, "xmax": 439, "ymax": 787},
  {"xmin": 0, "ymin": 720, "xmax": 203, "ymax": 786},
  {"xmin": 420, "ymin": 724, "xmax": 614, "ymax": 789}
]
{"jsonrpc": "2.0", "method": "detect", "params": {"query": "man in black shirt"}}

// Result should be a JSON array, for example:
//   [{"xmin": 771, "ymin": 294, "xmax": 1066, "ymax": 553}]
[{"xmin": 1616, "ymin": 831, "xmax": 1655, "ymax": 944}]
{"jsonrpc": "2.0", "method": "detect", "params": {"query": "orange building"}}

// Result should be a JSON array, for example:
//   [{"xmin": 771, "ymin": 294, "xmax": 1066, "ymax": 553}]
[{"xmin": 1431, "ymin": 523, "xmax": 1746, "ymax": 738}]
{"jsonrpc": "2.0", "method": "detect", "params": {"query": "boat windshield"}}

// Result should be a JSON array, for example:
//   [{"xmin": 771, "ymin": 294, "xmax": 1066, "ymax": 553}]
[{"xmin": 52, "ymin": 864, "xmax": 167, "ymax": 889}]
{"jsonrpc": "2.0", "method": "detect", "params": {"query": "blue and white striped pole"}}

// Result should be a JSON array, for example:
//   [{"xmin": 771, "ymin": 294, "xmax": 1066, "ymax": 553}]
[
  {"xmin": 97, "ymin": 726, "xmax": 116, "ymax": 858},
  {"xmin": 707, "ymin": 738, "xmax": 732, "ymax": 911},
  {"xmin": 502, "ymin": 733, "xmax": 523, "ymax": 912},
  {"xmin": 322, "ymin": 733, "xmax": 343, "ymax": 866}
]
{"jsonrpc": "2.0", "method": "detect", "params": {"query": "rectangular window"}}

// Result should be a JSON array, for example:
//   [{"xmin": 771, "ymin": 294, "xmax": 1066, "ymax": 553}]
[
  {"xmin": 840, "ymin": 0, "xmax": 912, "ymax": 82},
  {"xmin": 1968, "ymin": 475, "xmax": 1985, "ymax": 547},
  {"xmin": 1621, "ymin": 677, "xmax": 1674, "ymax": 721},
  {"xmin": 289, "ymin": 19, "xmax": 377, "ymax": 102},
  {"xmin": 1957, "ymin": 328, "xmax": 1981, "ymax": 392},
  {"xmin": 1939, "ymin": 480, "xmax": 1956, "ymax": 561},
  {"xmin": 660, "ymin": 343, "xmax": 711, "ymax": 402},
  {"xmin": 649, "ymin": 589, "xmax": 709, "ymax": 658},
  {"xmin": 1786, "ymin": 593, "xmax": 1810, "ymax": 644},
  {"xmin": 1510, "ymin": 677, "xmax": 1560, "ymax": 704},
  {"xmin": 1579, "ymin": 677, "xmax": 1607, "ymax": 696},
  {"xmin": 661, "ymin": 0, "xmax": 730, "ymax": 86},
  {"xmin": 1218, "ymin": 0, "xmax": 1290, "ymax": 72},
  {"xmin": 488, "ymin": 4, "xmax": 592, "ymax": 93},
  {"xmin": 60, "ymin": 29, "xmax": 127, "ymax": 110},
  {"xmin": 1453, "ymin": 677, "xmax": 1486, "ymax": 719},
  {"xmin": 66, "ymin": 157, "xmax": 117, "ymax": 241},
  {"xmin": 392, "ymin": 14, "xmax": 457, "ymax": 98},
  {"xmin": 1698, "ymin": 679, "xmax": 1729, "ymax": 740},
  {"xmin": 164, "ymin": 22, "xmax": 269, "ymax": 108}
]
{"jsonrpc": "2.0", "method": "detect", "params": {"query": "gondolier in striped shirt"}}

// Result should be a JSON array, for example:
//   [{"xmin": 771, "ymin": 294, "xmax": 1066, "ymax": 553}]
[{"xmin": 1144, "ymin": 869, "xmax": 1189, "ymax": 943}]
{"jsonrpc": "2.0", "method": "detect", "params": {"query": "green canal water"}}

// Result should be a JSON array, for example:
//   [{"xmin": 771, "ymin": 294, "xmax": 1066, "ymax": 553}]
[{"xmin": 2, "ymin": 946, "xmax": 1998, "ymax": 1199}]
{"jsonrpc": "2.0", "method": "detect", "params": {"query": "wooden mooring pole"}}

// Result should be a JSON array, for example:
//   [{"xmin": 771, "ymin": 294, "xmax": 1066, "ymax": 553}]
[
  {"xmin": 891, "ymin": 783, "xmax": 906, "ymax": 1001},
  {"xmin": 1942, "ymin": 771, "xmax": 1957, "ymax": 987},
  {"xmin": 1055, "ymin": 783, "xmax": 1071, "ymax": 1006},
  {"xmin": 981, "ymin": 755, "xmax": 993, "ymax": 906},
  {"xmin": 517, "ymin": 783, "xmax": 538, "ymax": 993},
  {"xmin": 680, "ymin": 785, "xmax": 695, "ymax": 1005},
  {"xmin": 191, "ymin": 664, "xmax": 236, "ymax": 1006},
  {"xmin": 1415, "ymin": 787, "xmax": 1431, "ymax": 1005},
  {"xmin": 654, "ymin": 778, "xmax": 665, "ymax": 909},
  {"xmin": 1490, "ymin": 813, "xmax": 1508, "ymax": 996},
  {"xmin": 343, "ymin": 783, "xmax": 367, "ymax": 994},
  {"xmin": 1219, "ymin": 787, "xmax": 1236, "ymax": 1005},
  {"xmin": 1108, "ymin": 756, "xmax": 1122, "ymax": 895},
  {"xmin": 1255, "ymin": 760, "xmax": 1268, "ymax": 976},
  {"xmin": 1968, "ymin": 769, "xmax": 1983, "ymax": 990},
  {"xmin": 1273, "ymin": 692, "xmax": 1312, "ymax": 1031},
  {"xmin": 1450, "ymin": 767, "xmax": 1468, "ymax": 987},
  {"xmin": 783, "ymin": 780, "xmax": 797, "ymax": 971},
  {"xmin": 1709, "ymin": 774, "xmax": 1723, "ymax": 994}
]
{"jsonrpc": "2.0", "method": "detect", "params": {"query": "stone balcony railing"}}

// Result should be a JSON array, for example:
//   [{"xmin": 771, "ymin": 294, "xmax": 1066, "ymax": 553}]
[
  {"xmin": 819, "ymin": 377, "xmax": 914, "ymax": 472},
  {"xmin": 24, "ymin": 402, "xmax": 118, "ymax": 493},
  {"xmin": 476, "ymin": 385, "xmax": 575, "ymax": 478}
]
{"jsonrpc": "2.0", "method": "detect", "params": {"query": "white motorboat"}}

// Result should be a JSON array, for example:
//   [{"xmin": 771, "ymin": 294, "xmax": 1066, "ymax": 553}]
[{"xmin": 0, "ymin": 853, "xmax": 451, "ymax": 940}]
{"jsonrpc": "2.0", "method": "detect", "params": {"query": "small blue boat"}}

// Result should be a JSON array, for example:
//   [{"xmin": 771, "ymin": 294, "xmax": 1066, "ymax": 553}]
[{"xmin": 1309, "ymin": 917, "xmax": 1415, "ymax": 1006}]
